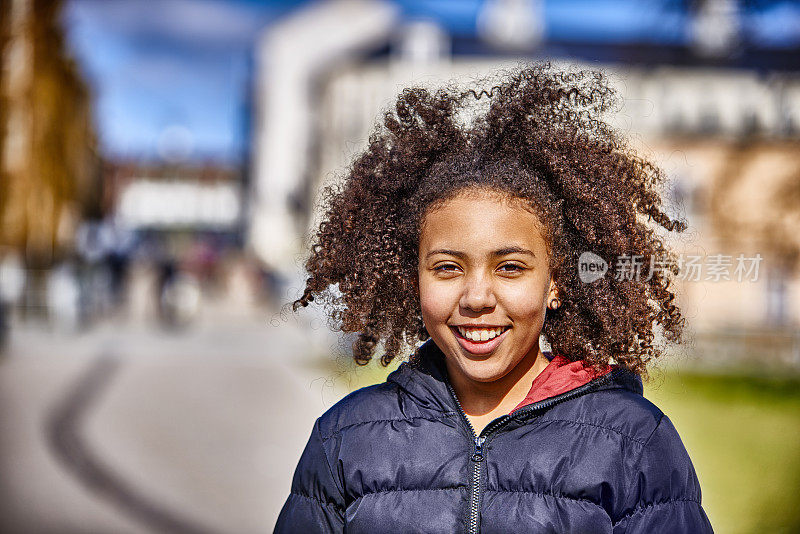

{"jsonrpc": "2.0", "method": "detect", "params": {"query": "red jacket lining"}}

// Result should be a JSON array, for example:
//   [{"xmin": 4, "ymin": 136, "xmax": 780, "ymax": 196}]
[{"xmin": 511, "ymin": 354, "xmax": 612, "ymax": 413}]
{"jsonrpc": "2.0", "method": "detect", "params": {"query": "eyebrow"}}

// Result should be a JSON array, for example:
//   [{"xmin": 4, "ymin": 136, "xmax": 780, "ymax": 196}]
[
  {"xmin": 425, "ymin": 246, "xmax": 536, "ymax": 260},
  {"xmin": 494, "ymin": 246, "xmax": 536, "ymax": 258}
]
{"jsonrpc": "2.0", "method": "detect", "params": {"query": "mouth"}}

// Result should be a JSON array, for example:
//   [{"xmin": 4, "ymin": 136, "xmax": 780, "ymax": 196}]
[{"xmin": 451, "ymin": 325, "xmax": 511, "ymax": 355}]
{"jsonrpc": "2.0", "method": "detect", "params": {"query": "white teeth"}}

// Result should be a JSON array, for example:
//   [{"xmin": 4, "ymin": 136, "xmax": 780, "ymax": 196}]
[{"xmin": 456, "ymin": 326, "xmax": 507, "ymax": 342}]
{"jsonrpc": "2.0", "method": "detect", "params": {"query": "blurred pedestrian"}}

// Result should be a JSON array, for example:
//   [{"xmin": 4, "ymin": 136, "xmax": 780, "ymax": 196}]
[{"xmin": 0, "ymin": 251, "xmax": 26, "ymax": 351}]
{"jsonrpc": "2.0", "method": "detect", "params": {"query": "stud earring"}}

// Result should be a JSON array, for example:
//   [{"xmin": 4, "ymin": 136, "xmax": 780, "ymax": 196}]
[{"xmin": 549, "ymin": 298, "xmax": 561, "ymax": 310}]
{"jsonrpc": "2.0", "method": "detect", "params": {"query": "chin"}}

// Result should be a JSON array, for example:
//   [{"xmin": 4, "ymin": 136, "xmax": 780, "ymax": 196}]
[{"xmin": 458, "ymin": 357, "xmax": 515, "ymax": 383}]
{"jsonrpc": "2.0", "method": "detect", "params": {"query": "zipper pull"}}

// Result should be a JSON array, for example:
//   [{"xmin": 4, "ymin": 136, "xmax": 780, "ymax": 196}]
[{"xmin": 471, "ymin": 435, "xmax": 485, "ymax": 462}]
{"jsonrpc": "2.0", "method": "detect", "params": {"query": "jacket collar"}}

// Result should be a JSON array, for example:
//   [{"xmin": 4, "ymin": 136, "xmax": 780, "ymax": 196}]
[
  {"xmin": 511, "ymin": 354, "xmax": 613, "ymax": 412},
  {"xmin": 387, "ymin": 339, "xmax": 643, "ymax": 415},
  {"xmin": 386, "ymin": 340, "xmax": 456, "ymax": 414}
]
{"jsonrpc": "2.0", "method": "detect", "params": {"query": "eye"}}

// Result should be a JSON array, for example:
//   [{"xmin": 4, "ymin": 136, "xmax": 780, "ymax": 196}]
[
  {"xmin": 432, "ymin": 262, "xmax": 461, "ymax": 275},
  {"xmin": 497, "ymin": 262, "xmax": 525, "ymax": 274},
  {"xmin": 434, "ymin": 263, "xmax": 459, "ymax": 271}
]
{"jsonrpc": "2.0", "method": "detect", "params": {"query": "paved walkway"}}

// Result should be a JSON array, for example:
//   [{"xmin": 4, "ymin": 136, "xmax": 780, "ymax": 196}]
[{"xmin": 0, "ymin": 304, "xmax": 357, "ymax": 534}]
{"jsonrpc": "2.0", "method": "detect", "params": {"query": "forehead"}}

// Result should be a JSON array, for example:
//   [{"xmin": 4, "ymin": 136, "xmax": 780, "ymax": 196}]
[{"xmin": 419, "ymin": 190, "xmax": 549, "ymax": 253}]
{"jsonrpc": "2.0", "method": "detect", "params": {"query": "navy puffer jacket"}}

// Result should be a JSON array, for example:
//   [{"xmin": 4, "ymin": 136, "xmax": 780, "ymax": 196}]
[{"xmin": 275, "ymin": 341, "xmax": 713, "ymax": 533}]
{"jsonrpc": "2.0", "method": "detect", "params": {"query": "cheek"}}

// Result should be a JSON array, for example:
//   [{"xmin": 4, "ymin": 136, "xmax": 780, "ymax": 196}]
[
  {"xmin": 418, "ymin": 280, "xmax": 445, "ymax": 322},
  {"xmin": 498, "ymin": 283, "xmax": 548, "ymax": 321},
  {"xmin": 418, "ymin": 277, "xmax": 458, "ymax": 326}
]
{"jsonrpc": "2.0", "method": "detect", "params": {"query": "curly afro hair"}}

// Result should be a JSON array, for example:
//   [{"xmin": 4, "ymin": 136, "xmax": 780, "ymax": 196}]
[{"xmin": 294, "ymin": 63, "xmax": 686, "ymax": 377}]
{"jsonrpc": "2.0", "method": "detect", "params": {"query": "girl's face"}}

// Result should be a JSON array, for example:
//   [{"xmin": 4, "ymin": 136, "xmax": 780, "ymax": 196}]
[{"xmin": 418, "ymin": 189, "xmax": 557, "ymax": 385}]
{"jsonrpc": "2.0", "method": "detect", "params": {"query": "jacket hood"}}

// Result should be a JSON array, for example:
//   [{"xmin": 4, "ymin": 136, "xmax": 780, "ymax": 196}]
[{"xmin": 387, "ymin": 339, "xmax": 643, "ymax": 415}]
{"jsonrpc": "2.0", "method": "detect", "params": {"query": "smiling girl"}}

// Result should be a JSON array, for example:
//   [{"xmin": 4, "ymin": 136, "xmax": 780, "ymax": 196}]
[{"xmin": 275, "ymin": 65, "xmax": 713, "ymax": 533}]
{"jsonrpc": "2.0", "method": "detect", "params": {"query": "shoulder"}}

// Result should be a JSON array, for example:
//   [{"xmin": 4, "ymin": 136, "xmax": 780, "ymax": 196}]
[
  {"xmin": 316, "ymin": 357, "xmax": 457, "ymax": 441},
  {"xmin": 316, "ymin": 380, "xmax": 410, "ymax": 441},
  {"xmin": 545, "ymin": 382, "xmax": 666, "ymax": 445},
  {"xmin": 579, "ymin": 388, "xmax": 703, "ymax": 511},
  {"xmin": 553, "ymin": 385, "xmax": 703, "ymax": 518},
  {"xmin": 544, "ymin": 385, "xmax": 695, "ymax": 479},
  {"xmin": 577, "ymin": 388, "xmax": 697, "ymax": 488}
]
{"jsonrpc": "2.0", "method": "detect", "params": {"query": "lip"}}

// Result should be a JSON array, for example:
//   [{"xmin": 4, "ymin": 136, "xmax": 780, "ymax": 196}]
[{"xmin": 450, "ymin": 325, "xmax": 510, "ymax": 356}]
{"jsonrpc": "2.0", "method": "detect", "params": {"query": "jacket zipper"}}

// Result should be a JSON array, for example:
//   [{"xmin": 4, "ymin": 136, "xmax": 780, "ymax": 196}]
[
  {"xmin": 446, "ymin": 383, "xmax": 485, "ymax": 534},
  {"xmin": 445, "ymin": 370, "xmax": 618, "ymax": 534}
]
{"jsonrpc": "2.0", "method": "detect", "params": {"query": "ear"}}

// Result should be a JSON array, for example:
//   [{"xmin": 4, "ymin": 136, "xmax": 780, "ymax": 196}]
[{"xmin": 547, "ymin": 276, "xmax": 558, "ymax": 301}]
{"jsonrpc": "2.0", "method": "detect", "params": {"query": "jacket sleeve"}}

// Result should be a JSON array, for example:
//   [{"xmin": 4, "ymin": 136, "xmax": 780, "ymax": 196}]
[
  {"xmin": 274, "ymin": 418, "xmax": 345, "ymax": 534},
  {"xmin": 613, "ymin": 414, "xmax": 714, "ymax": 534}
]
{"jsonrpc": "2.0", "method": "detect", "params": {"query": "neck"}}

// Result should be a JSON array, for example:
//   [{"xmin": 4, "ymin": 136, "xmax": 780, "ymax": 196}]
[{"xmin": 446, "ymin": 346, "xmax": 551, "ymax": 420}]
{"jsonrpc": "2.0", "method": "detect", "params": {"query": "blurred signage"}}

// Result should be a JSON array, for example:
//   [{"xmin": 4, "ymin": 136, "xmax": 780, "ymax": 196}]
[{"xmin": 116, "ymin": 179, "xmax": 240, "ymax": 230}]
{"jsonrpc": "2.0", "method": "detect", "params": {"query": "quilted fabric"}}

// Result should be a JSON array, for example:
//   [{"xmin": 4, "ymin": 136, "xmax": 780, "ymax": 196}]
[{"xmin": 275, "ymin": 340, "xmax": 713, "ymax": 533}]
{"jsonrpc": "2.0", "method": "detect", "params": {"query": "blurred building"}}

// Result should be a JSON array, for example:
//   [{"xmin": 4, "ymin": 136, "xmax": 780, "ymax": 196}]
[
  {"xmin": 248, "ymin": 0, "xmax": 399, "ymax": 274},
  {"xmin": 250, "ymin": 0, "xmax": 800, "ymax": 368},
  {"xmin": 105, "ymin": 161, "xmax": 242, "ymax": 237}
]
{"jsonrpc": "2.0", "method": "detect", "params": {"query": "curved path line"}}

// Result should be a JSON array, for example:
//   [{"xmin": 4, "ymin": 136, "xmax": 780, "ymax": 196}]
[{"xmin": 45, "ymin": 355, "xmax": 220, "ymax": 534}]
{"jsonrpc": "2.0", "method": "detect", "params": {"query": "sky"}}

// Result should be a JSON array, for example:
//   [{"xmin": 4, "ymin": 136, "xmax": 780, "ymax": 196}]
[
  {"xmin": 63, "ymin": 0, "xmax": 800, "ymax": 164},
  {"xmin": 63, "ymin": 0, "xmax": 307, "ymax": 163}
]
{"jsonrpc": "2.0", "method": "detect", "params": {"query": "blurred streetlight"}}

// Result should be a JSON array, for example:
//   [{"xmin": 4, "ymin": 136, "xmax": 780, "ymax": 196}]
[
  {"xmin": 691, "ymin": 0, "xmax": 741, "ymax": 57},
  {"xmin": 478, "ymin": 0, "xmax": 545, "ymax": 51},
  {"xmin": 393, "ymin": 20, "xmax": 450, "ymax": 65}
]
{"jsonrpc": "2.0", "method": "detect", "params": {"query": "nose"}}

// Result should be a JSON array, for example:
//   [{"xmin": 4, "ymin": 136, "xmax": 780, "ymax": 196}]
[{"xmin": 459, "ymin": 273, "xmax": 497, "ymax": 312}]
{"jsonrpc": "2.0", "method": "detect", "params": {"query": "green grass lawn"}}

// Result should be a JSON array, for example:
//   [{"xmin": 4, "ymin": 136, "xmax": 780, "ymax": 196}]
[
  {"xmin": 644, "ymin": 368, "xmax": 800, "ymax": 534},
  {"xmin": 332, "ymin": 360, "xmax": 800, "ymax": 534}
]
